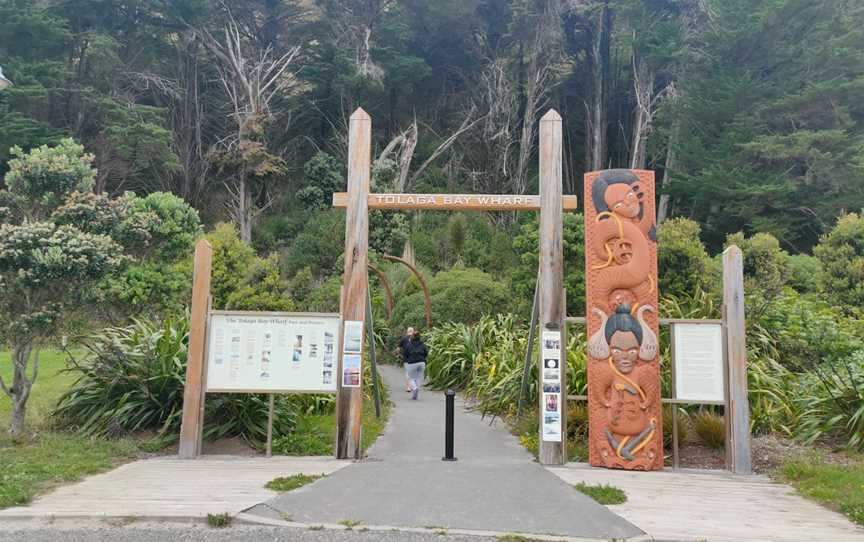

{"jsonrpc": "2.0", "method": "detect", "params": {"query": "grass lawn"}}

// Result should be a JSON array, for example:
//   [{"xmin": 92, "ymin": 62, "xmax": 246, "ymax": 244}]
[
  {"xmin": 778, "ymin": 452, "xmax": 864, "ymax": 526},
  {"xmin": 0, "ymin": 349, "xmax": 79, "ymax": 427},
  {"xmin": 0, "ymin": 349, "xmax": 143, "ymax": 508}
]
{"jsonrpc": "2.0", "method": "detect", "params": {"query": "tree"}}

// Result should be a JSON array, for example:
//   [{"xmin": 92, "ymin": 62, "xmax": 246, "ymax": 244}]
[
  {"xmin": 200, "ymin": 13, "xmax": 301, "ymax": 243},
  {"xmin": 0, "ymin": 139, "xmax": 201, "ymax": 434},
  {"xmin": 0, "ymin": 141, "xmax": 125, "ymax": 435}
]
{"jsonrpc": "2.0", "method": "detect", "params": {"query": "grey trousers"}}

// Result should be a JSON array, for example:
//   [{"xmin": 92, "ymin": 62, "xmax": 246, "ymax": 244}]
[{"xmin": 404, "ymin": 362, "xmax": 425, "ymax": 391}]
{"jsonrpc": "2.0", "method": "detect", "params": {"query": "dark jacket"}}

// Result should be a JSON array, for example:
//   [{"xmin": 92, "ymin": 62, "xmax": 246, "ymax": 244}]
[{"xmin": 403, "ymin": 337, "xmax": 428, "ymax": 364}]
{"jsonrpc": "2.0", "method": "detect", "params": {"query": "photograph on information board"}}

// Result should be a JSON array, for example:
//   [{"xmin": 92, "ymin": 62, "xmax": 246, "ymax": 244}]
[
  {"xmin": 343, "ymin": 320, "xmax": 363, "ymax": 353},
  {"xmin": 342, "ymin": 353, "xmax": 361, "ymax": 387}
]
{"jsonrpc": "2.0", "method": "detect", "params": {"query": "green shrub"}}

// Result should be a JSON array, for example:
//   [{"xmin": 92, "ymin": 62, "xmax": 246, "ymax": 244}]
[
  {"xmin": 726, "ymin": 231, "xmax": 790, "ymax": 313},
  {"xmin": 814, "ymin": 213, "xmax": 864, "ymax": 312},
  {"xmin": 206, "ymin": 223, "xmax": 257, "ymax": 309},
  {"xmin": 298, "ymin": 151, "xmax": 343, "ymax": 210},
  {"xmin": 692, "ymin": 410, "xmax": 725, "ymax": 450},
  {"xmin": 226, "ymin": 253, "xmax": 295, "ymax": 311},
  {"xmin": 54, "ymin": 316, "xmax": 297, "ymax": 443},
  {"xmin": 759, "ymin": 289, "xmax": 863, "ymax": 371},
  {"xmin": 796, "ymin": 352, "xmax": 864, "ymax": 449},
  {"xmin": 102, "ymin": 260, "xmax": 192, "ymax": 319},
  {"xmin": 127, "ymin": 192, "xmax": 202, "ymax": 261},
  {"xmin": 302, "ymin": 275, "xmax": 342, "ymax": 313},
  {"xmin": 281, "ymin": 210, "xmax": 345, "ymax": 278},
  {"xmin": 658, "ymin": 218, "xmax": 712, "ymax": 297},
  {"xmin": 787, "ymin": 254, "xmax": 822, "ymax": 294},
  {"xmin": 391, "ymin": 268, "xmax": 510, "ymax": 333}
]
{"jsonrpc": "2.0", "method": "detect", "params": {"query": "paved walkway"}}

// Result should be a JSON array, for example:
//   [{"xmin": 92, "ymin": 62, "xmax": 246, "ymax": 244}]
[
  {"xmin": 548, "ymin": 463, "xmax": 864, "ymax": 542},
  {"xmin": 0, "ymin": 456, "xmax": 349, "ymax": 519},
  {"xmin": 247, "ymin": 365, "xmax": 644, "ymax": 541}
]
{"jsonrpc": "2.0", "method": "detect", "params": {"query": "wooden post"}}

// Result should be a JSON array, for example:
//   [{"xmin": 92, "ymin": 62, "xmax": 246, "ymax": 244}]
[
  {"xmin": 670, "ymin": 325, "xmax": 680, "ymax": 470},
  {"xmin": 266, "ymin": 394, "xmax": 275, "ymax": 458},
  {"xmin": 517, "ymin": 280, "xmax": 540, "ymax": 419},
  {"xmin": 179, "ymin": 239, "xmax": 213, "ymax": 459},
  {"xmin": 366, "ymin": 288, "xmax": 382, "ymax": 419},
  {"xmin": 723, "ymin": 245, "xmax": 752, "ymax": 474},
  {"xmin": 335, "ymin": 108, "xmax": 371, "ymax": 460},
  {"xmin": 538, "ymin": 109, "xmax": 566, "ymax": 465}
]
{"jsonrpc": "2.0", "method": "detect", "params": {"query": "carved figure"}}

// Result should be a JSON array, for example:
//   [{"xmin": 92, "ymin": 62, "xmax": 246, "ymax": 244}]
[
  {"xmin": 585, "ymin": 168, "xmax": 662, "ymax": 471},
  {"xmin": 590, "ymin": 170, "xmax": 657, "ymax": 314},
  {"xmin": 589, "ymin": 305, "xmax": 659, "ymax": 468}
]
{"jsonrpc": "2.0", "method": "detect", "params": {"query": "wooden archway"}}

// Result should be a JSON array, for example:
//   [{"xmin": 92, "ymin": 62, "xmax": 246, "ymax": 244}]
[
  {"xmin": 333, "ymin": 107, "xmax": 569, "ymax": 463},
  {"xmin": 367, "ymin": 263, "xmax": 393, "ymax": 319},
  {"xmin": 381, "ymin": 254, "xmax": 432, "ymax": 328}
]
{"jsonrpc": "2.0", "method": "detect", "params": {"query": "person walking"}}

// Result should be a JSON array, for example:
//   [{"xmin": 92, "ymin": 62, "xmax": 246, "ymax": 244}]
[
  {"xmin": 403, "ymin": 329, "xmax": 428, "ymax": 400},
  {"xmin": 396, "ymin": 327, "xmax": 415, "ymax": 392}
]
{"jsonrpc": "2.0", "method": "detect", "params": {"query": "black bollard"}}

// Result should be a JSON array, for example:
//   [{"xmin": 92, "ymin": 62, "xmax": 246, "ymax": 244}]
[{"xmin": 443, "ymin": 389, "xmax": 457, "ymax": 461}]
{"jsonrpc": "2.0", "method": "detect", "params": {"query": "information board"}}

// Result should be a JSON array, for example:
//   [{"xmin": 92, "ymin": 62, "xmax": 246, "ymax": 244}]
[
  {"xmin": 673, "ymin": 323, "xmax": 725, "ymax": 402},
  {"xmin": 206, "ymin": 311, "xmax": 340, "ymax": 393}
]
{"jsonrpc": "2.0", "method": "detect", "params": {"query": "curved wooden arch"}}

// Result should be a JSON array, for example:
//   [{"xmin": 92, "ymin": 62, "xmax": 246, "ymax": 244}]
[
  {"xmin": 382, "ymin": 254, "xmax": 432, "ymax": 328},
  {"xmin": 367, "ymin": 263, "xmax": 394, "ymax": 319}
]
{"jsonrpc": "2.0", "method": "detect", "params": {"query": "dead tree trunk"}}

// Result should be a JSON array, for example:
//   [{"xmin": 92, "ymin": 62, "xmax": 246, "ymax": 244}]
[
  {"xmin": 588, "ymin": 0, "xmax": 611, "ymax": 170},
  {"xmin": 657, "ymin": 85, "xmax": 681, "ymax": 224},
  {"xmin": 629, "ymin": 54, "xmax": 654, "ymax": 169}
]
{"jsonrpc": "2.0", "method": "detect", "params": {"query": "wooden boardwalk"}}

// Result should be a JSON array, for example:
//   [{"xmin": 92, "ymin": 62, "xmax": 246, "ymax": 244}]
[
  {"xmin": 0, "ymin": 455, "xmax": 349, "ymax": 519},
  {"xmin": 547, "ymin": 463, "xmax": 864, "ymax": 542}
]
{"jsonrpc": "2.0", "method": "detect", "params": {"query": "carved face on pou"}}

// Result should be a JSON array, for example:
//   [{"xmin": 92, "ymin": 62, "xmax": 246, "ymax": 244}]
[
  {"xmin": 604, "ymin": 183, "xmax": 641, "ymax": 219},
  {"xmin": 587, "ymin": 303, "xmax": 658, "ymax": 363},
  {"xmin": 610, "ymin": 330, "xmax": 639, "ymax": 374}
]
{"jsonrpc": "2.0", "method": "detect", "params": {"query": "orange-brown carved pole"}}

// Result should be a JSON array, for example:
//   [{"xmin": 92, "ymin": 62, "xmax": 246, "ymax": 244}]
[
  {"xmin": 367, "ymin": 263, "xmax": 394, "ymax": 319},
  {"xmin": 382, "ymin": 254, "xmax": 432, "ymax": 328},
  {"xmin": 584, "ymin": 169, "xmax": 663, "ymax": 470}
]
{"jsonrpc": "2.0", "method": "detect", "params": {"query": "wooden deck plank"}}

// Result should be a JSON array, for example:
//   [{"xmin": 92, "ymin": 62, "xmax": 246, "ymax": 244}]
[
  {"xmin": 547, "ymin": 463, "xmax": 864, "ymax": 542},
  {"xmin": 0, "ymin": 455, "xmax": 350, "ymax": 519}
]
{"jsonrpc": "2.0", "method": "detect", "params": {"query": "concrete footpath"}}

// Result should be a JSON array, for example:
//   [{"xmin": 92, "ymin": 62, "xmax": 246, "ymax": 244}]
[{"xmin": 246, "ymin": 365, "xmax": 644, "ymax": 541}]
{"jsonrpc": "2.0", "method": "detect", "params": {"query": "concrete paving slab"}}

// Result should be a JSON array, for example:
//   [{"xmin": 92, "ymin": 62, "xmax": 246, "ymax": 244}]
[{"xmin": 250, "ymin": 365, "xmax": 643, "ymax": 541}]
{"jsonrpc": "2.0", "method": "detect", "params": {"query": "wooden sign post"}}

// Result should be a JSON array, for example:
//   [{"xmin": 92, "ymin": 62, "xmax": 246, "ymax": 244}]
[
  {"xmin": 179, "ymin": 239, "xmax": 213, "ymax": 459},
  {"xmin": 335, "ymin": 108, "xmax": 372, "ymax": 460},
  {"xmin": 538, "ymin": 110, "xmax": 566, "ymax": 465},
  {"xmin": 722, "ymin": 245, "xmax": 752, "ymax": 474}
]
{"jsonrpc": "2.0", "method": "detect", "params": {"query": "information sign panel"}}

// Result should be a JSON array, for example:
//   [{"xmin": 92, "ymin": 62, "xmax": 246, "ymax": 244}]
[
  {"xmin": 673, "ymin": 323, "xmax": 725, "ymax": 402},
  {"xmin": 206, "ymin": 311, "xmax": 340, "ymax": 393}
]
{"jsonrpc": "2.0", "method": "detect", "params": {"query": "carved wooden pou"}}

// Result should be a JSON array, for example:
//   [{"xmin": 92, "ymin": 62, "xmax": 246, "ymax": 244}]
[{"xmin": 584, "ymin": 169, "xmax": 663, "ymax": 470}]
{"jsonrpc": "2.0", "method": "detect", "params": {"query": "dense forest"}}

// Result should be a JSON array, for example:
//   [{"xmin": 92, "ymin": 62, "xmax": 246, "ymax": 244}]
[{"xmin": 2, "ymin": 0, "xmax": 862, "ymax": 253}]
